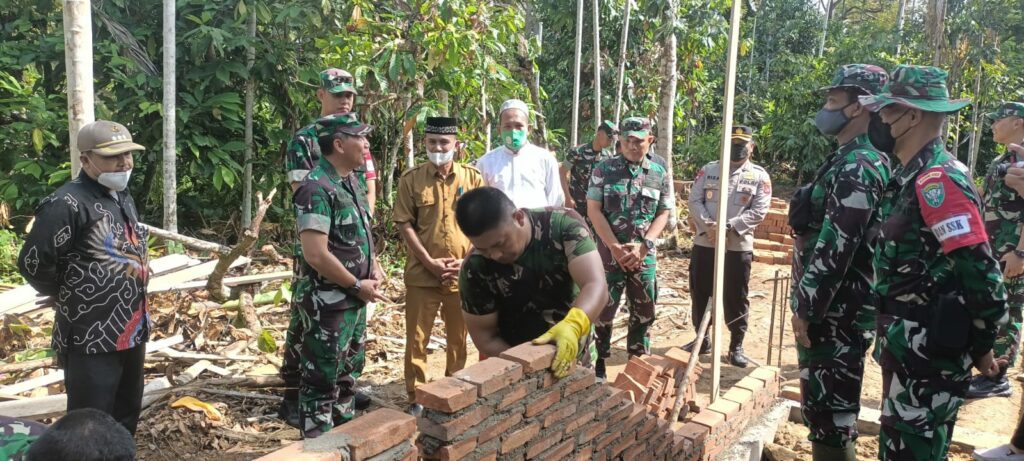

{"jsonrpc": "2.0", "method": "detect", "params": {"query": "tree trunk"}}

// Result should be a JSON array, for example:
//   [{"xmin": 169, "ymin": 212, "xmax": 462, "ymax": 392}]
[
  {"xmin": 439, "ymin": 90, "xmax": 449, "ymax": 116},
  {"xmin": 241, "ymin": 4, "xmax": 255, "ymax": 228},
  {"xmin": 817, "ymin": 0, "xmax": 831, "ymax": 57},
  {"xmin": 237, "ymin": 292, "xmax": 262, "ymax": 332},
  {"xmin": 520, "ymin": 4, "xmax": 547, "ymax": 148},
  {"xmin": 206, "ymin": 189, "xmax": 277, "ymax": 302},
  {"xmin": 141, "ymin": 224, "xmax": 232, "ymax": 254},
  {"xmin": 592, "ymin": 0, "xmax": 602, "ymax": 127},
  {"xmin": 162, "ymin": 0, "xmax": 177, "ymax": 232},
  {"xmin": 657, "ymin": 1, "xmax": 678, "ymax": 231},
  {"xmin": 571, "ymin": 0, "xmax": 584, "ymax": 147},
  {"xmin": 895, "ymin": 0, "xmax": 907, "ymax": 57},
  {"xmin": 967, "ymin": 63, "xmax": 984, "ymax": 175},
  {"xmin": 928, "ymin": 0, "xmax": 947, "ymax": 66},
  {"xmin": 482, "ymin": 80, "xmax": 491, "ymax": 152},
  {"xmin": 613, "ymin": 0, "xmax": 631, "ymax": 126},
  {"xmin": 63, "ymin": 0, "xmax": 95, "ymax": 178}
]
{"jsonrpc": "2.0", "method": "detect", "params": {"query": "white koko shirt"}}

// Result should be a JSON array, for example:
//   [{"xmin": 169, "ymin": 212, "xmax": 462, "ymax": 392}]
[{"xmin": 475, "ymin": 143, "xmax": 565, "ymax": 209}]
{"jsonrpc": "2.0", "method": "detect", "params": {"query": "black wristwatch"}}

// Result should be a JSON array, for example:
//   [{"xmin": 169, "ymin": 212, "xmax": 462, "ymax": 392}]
[
  {"xmin": 348, "ymin": 279, "xmax": 362, "ymax": 295},
  {"xmin": 644, "ymin": 239, "xmax": 656, "ymax": 252}
]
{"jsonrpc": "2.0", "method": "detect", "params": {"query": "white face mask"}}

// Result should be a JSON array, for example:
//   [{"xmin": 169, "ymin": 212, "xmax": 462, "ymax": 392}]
[
  {"xmin": 428, "ymin": 150, "xmax": 454, "ymax": 166},
  {"xmin": 97, "ymin": 169, "xmax": 132, "ymax": 191}
]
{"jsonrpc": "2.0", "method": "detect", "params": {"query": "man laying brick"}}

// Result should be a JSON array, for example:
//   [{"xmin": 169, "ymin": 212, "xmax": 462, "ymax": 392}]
[{"xmin": 455, "ymin": 187, "xmax": 608, "ymax": 378}]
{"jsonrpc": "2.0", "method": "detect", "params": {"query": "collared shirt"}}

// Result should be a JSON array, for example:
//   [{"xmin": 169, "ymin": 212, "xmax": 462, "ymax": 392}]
[
  {"xmin": 293, "ymin": 157, "xmax": 375, "ymax": 311},
  {"xmin": 393, "ymin": 162, "xmax": 484, "ymax": 288},
  {"xmin": 790, "ymin": 133, "xmax": 890, "ymax": 327},
  {"xmin": 586, "ymin": 154, "xmax": 671, "ymax": 243},
  {"xmin": 873, "ymin": 138, "xmax": 1006, "ymax": 358},
  {"xmin": 563, "ymin": 140, "xmax": 613, "ymax": 217},
  {"xmin": 0, "ymin": 416, "xmax": 46, "ymax": 461},
  {"xmin": 460, "ymin": 208, "xmax": 596, "ymax": 346},
  {"xmin": 982, "ymin": 150, "xmax": 1024, "ymax": 260},
  {"xmin": 17, "ymin": 174, "xmax": 150, "ymax": 354},
  {"xmin": 475, "ymin": 143, "xmax": 564, "ymax": 208},
  {"xmin": 689, "ymin": 160, "xmax": 772, "ymax": 251}
]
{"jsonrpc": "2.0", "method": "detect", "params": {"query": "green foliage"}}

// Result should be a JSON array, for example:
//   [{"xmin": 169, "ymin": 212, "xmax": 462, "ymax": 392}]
[{"xmin": 0, "ymin": 229, "xmax": 24, "ymax": 284}]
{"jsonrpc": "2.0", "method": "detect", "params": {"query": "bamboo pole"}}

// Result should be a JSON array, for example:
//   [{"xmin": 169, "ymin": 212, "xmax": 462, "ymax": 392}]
[
  {"xmin": 162, "ymin": 0, "xmax": 177, "ymax": 232},
  {"xmin": 613, "ymin": 0, "xmax": 631, "ymax": 126},
  {"xmin": 710, "ymin": 0, "xmax": 744, "ymax": 403},
  {"xmin": 592, "ymin": 0, "xmax": 602, "ymax": 128},
  {"xmin": 63, "ymin": 0, "xmax": 95, "ymax": 178},
  {"xmin": 571, "ymin": 0, "xmax": 584, "ymax": 146}
]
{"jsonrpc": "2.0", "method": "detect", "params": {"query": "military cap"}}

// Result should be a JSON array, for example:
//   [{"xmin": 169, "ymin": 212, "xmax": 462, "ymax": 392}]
[
  {"xmin": 986, "ymin": 102, "xmax": 1024, "ymax": 120},
  {"xmin": 316, "ymin": 112, "xmax": 373, "ymax": 137},
  {"xmin": 320, "ymin": 68, "xmax": 357, "ymax": 95},
  {"xmin": 77, "ymin": 120, "xmax": 145, "ymax": 156},
  {"xmin": 621, "ymin": 117, "xmax": 652, "ymax": 138},
  {"xmin": 598, "ymin": 120, "xmax": 618, "ymax": 134},
  {"xmin": 819, "ymin": 64, "xmax": 890, "ymax": 96},
  {"xmin": 730, "ymin": 125, "xmax": 754, "ymax": 142},
  {"xmin": 860, "ymin": 65, "xmax": 970, "ymax": 113}
]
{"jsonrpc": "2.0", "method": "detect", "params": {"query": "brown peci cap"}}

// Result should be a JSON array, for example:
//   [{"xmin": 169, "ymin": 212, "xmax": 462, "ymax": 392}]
[{"xmin": 77, "ymin": 120, "xmax": 145, "ymax": 156}]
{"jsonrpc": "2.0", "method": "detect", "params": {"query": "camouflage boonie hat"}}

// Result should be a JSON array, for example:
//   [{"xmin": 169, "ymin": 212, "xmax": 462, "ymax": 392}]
[
  {"xmin": 986, "ymin": 102, "xmax": 1024, "ymax": 120},
  {"xmin": 818, "ymin": 64, "xmax": 889, "ymax": 96},
  {"xmin": 730, "ymin": 125, "xmax": 753, "ymax": 142},
  {"xmin": 598, "ymin": 120, "xmax": 618, "ymax": 134},
  {"xmin": 860, "ymin": 65, "xmax": 970, "ymax": 113},
  {"xmin": 316, "ymin": 112, "xmax": 374, "ymax": 137},
  {"xmin": 621, "ymin": 117, "xmax": 652, "ymax": 138},
  {"xmin": 320, "ymin": 68, "xmax": 356, "ymax": 95}
]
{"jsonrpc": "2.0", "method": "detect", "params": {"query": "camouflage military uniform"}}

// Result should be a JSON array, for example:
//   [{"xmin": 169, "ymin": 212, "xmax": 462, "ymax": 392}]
[
  {"xmin": 791, "ymin": 134, "xmax": 890, "ymax": 448},
  {"xmin": 459, "ymin": 208, "xmax": 597, "ymax": 363},
  {"xmin": 982, "ymin": 120, "xmax": 1024, "ymax": 370},
  {"xmin": 564, "ymin": 140, "xmax": 613, "ymax": 218},
  {"xmin": 587, "ymin": 155, "xmax": 670, "ymax": 358},
  {"xmin": 280, "ymin": 114, "xmax": 374, "ymax": 403},
  {"xmin": 293, "ymin": 156, "xmax": 375, "ymax": 438},
  {"xmin": 0, "ymin": 416, "xmax": 46, "ymax": 461},
  {"xmin": 872, "ymin": 140, "xmax": 1007, "ymax": 459}
]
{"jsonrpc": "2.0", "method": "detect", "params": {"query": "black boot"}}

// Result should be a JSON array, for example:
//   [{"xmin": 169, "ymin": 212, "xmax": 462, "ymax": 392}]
[
  {"xmin": 595, "ymin": 358, "xmax": 607, "ymax": 381},
  {"xmin": 354, "ymin": 391, "xmax": 372, "ymax": 410},
  {"xmin": 811, "ymin": 442, "xmax": 856, "ymax": 461},
  {"xmin": 277, "ymin": 388, "xmax": 301, "ymax": 429},
  {"xmin": 682, "ymin": 338, "xmax": 711, "ymax": 355},
  {"xmin": 728, "ymin": 335, "xmax": 749, "ymax": 368}
]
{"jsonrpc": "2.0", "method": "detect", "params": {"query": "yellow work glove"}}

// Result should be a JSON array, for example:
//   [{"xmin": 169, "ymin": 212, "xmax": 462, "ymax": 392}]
[{"xmin": 532, "ymin": 307, "xmax": 591, "ymax": 378}]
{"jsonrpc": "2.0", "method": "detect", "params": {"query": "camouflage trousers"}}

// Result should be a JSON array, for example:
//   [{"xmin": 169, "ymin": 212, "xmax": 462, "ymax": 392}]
[
  {"xmin": 993, "ymin": 276, "xmax": 1024, "ymax": 370},
  {"xmin": 299, "ymin": 302, "xmax": 366, "ymax": 439},
  {"xmin": 796, "ymin": 310, "xmax": 874, "ymax": 449},
  {"xmin": 874, "ymin": 312, "xmax": 972, "ymax": 461},
  {"xmin": 595, "ymin": 254, "xmax": 657, "ymax": 358}
]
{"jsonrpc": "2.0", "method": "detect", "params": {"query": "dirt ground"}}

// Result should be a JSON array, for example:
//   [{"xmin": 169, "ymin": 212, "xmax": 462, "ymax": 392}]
[{"xmin": 126, "ymin": 245, "xmax": 1020, "ymax": 459}]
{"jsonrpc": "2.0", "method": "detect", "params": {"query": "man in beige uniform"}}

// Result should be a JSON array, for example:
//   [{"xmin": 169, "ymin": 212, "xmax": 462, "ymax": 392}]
[{"xmin": 394, "ymin": 117, "xmax": 484, "ymax": 407}]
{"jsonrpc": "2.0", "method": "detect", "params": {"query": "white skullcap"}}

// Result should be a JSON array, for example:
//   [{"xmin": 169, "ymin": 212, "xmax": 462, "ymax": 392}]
[{"xmin": 499, "ymin": 99, "xmax": 530, "ymax": 117}]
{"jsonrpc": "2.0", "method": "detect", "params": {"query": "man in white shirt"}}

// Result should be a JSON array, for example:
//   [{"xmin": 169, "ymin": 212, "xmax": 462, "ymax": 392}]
[{"xmin": 475, "ymin": 99, "xmax": 565, "ymax": 208}]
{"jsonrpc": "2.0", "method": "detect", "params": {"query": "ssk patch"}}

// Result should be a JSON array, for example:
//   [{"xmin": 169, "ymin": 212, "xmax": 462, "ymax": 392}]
[{"xmin": 931, "ymin": 214, "xmax": 971, "ymax": 241}]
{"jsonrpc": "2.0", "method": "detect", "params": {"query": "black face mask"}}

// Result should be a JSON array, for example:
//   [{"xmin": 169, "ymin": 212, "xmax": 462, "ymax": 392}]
[
  {"xmin": 867, "ymin": 110, "xmax": 911, "ymax": 153},
  {"xmin": 814, "ymin": 101, "xmax": 855, "ymax": 136},
  {"xmin": 731, "ymin": 143, "xmax": 750, "ymax": 162}
]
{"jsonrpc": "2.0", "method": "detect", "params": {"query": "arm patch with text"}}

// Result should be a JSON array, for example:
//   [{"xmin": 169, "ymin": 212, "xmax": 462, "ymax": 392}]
[{"xmin": 916, "ymin": 166, "xmax": 987, "ymax": 254}]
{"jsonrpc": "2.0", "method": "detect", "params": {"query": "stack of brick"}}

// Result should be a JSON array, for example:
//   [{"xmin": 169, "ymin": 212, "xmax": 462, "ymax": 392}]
[
  {"xmin": 609, "ymin": 348, "xmax": 704, "ymax": 420},
  {"xmin": 415, "ymin": 342, "xmax": 782, "ymax": 461},
  {"xmin": 256, "ymin": 408, "xmax": 418, "ymax": 461},
  {"xmin": 753, "ymin": 198, "xmax": 794, "ymax": 265}
]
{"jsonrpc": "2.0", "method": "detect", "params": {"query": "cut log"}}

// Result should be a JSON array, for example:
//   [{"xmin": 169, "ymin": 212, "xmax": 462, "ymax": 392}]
[
  {"xmin": 206, "ymin": 189, "xmax": 277, "ymax": 301},
  {"xmin": 141, "ymin": 224, "xmax": 232, "ymax": 254},
  {"xmin": 0, "ymin": 357, "xmax": 56, "ymax": 375},
  {"xmin": 238, "ymin": 292, "xmax": 262, "ymax": 332},
  {"xmin": 148, "ymin": 257, "xmax": 251, "ymax": 294}
]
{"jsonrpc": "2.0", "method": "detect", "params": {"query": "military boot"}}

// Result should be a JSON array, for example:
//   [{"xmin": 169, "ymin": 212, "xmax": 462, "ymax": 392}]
[{"xmin": 811, "ymin": 442, "xmax": 856, "ymax": 461}]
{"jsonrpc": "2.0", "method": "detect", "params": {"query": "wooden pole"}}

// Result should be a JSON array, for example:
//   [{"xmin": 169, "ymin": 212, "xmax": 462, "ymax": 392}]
[
  {"xmin": 571, "ymin": 0, "xmax": 584, "ymax": 146},
  {"xmin": 669, "ymin": 298, "xmax": 712, "ymax": 422},
  {"xmin": 162, "ymin": 0, "xmax": 178, "ymax": 232},
  {"xmin": 657, "ymin": 0, "xmax": 678, "ymax": 231},
  {"xmin": 613, "ymin": 0, "xmax": 631, "ymax": 126},
  {"xmin": 63, "ymin": 0, "xmax": 95, "ymax": 178},
  {"xmin": 710, "ymin": 0, "xmax": 744, "ymax": 403},
  {"xmin": 592, "ymin": 0, "xmax": 602, "ymax": 128},
  {"xmin": 242, "ymin": 3, "xmax": 256, "ymax": 228}
]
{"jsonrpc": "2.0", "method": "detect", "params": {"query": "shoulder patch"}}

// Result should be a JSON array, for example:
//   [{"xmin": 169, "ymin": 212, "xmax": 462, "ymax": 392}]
[
  {"xmin": 920, "ymin": 182, "xmax": 945, "ymax": 207},
  {"xmin": 916, "ymin": 166, "xmax": 987, "ymax": 254},
  {"xmin": 916, "ymin": 169, "xmax": 943, "ymax": 185}
]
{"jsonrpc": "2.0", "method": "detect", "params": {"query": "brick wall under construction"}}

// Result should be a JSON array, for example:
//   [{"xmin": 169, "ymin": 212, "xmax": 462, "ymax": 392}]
[{"xmin": 753, "ymin": 198, "xmax": 794, "ymax": 265}]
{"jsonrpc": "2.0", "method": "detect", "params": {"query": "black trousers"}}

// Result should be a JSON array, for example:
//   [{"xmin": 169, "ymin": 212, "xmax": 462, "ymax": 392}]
[
  {"xmin": 62, "ymin": 344, "xmax": 145, "ymax": 435},
  {"xmin": 689, "ymin": 244, "xmax": 753, "ymax": 346}
]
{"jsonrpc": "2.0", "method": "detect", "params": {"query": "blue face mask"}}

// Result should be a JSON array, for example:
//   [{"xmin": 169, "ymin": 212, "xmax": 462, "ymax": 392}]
[{"xmin": 814, "ymin": 101, "xmax": 855, "ymax": 136}]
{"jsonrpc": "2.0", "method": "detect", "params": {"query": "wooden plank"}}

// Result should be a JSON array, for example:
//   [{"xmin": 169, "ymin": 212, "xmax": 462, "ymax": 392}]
[
  {"xmin": 0, "ymin": 394, "xmax": 67, "ymax": 419},
  {"xmin": 0, "ymin": 285, "xmax": 40, "ymax": 314},
  {"xmin": 150, "ymin": 254, "xmax": 201, "ymax": 275},
  {"xmin": 168, "ymin": 271, "xmax": 291, "ymax": 291},
  {"xmin": 148, "ymin": 257, "xmax": 250, "ymax": 294}
]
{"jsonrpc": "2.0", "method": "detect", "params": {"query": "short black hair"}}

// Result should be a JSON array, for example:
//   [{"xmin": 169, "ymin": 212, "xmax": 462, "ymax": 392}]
[
  {"xmin": 317, "ymin": 131, "xmax": 353, "ymax": 156},
  {"xmin": 598, "ymin": 124, "xmax": 616, "ymax": 136},
  {"xmin": 26, "ymin": 408, "xmax": 136, "ymax": 461},
  {"xmin": 456, "ymin": 187, "xmax": 516, "ymax": 237}
]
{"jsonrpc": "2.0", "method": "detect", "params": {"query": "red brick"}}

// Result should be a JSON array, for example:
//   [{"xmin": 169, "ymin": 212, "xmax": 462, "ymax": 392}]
[
  {"xmin": 435, "ymin": 437, "xmax": 476, "ymax": 461},
  {"xmin": 573, "ymin": 444, "xmax": 593, "ymax": 461},
  {"xmin": 539, "ymin": 438, "xmax": 575, "ymax": 460},
  {"xmin": 623, "ymin": 443, "xmax": 646, "ymax": 461},
  {"xmin": 500, "ymin": 422, "xmax": 540, "ymax": 454},
  {"xmin": 637, "ymin": 415, "xmax": 659, "ymax": 438},
  {"xmin": 594, "ymin": 430, "xmax": 620, "ymax": 452},
  {"xmin": 735, "ymin": 376, "xmax": 766, "ymax": 393},
  {"xmin": 526, "ymin": 429, "xmax": 564, "ymax": 458},
  {"xmin": 663, "ymin": 347, "xmax": 704, "ymax": 373},
  {"xmin": 330, "ymin": 409, "xmax": 416, "ymax": 460},
  {"xmin": 472, "ymin": 447, "xmax": 498, "ymax": 461},
  {"xmin": 599, "ymin": 387, "xmax": 628, "ymax": 412},
  {"xmin": 400, "ymin": 445, "xmax": 418, "ymax": 461},
  {"xmin": 722, "ymin": 387, "xmax": 754, "ymax": 410},
  {"xmin": 415, "ymin": 378, "xmax": 478, "ymax": 412},
  {"xmin": 623, "ymin": 356, "xmax": 658, "ymax": 387},
  {"xmin": 606, "ymin": 400, "xmax": 634, "ymax": 424},
  {"xmin": 254, "ymin": 442, "xmax": 341, "ymax": 461},
  {"xmin": 543, "ymin": 403, "xmax": 578, "ymax": 428},
  {"xmin": 452, "ymin": 358, "xmax": 524, "ymax": 397},
  {"xmin": 640, "ymin": 355, "xmax": 673, "ymax": 376},
  {"xmin": 611, "ymin": 373, "xmax": 645, "ymax": 403},
  {"xmin": 690, "ymin": 408, "xmax": 724, "ymax": 435},
  {"xmin": 564, "ymin": 369, "xmax": 597, "ymax": 395},
  {"xmin": 418, "ymin": 405, "xmax": 494, "ymax": 442},
  {"xmin": 496, "ymin": 383, "xmax": 531, "ymax": 410},
  {"xmin": 499, "ymin": 343, "xmax": 556, "ymax": 373},
  {"xmin": 707, "ymin": 399, "xmax": 740, "ymax": 421},
  {"xmin": 608, "ymin": 433, "xmax": 637, "ymax": 458},
  {"xmin": 525, "ymin": 389, "xmax": 560, "ymax": 417},
  {"xmin": 624, "ymin": 406, "xmax": 646, "ymax": 428},
  {"xmin": 477, "ymin": 412, "xmax": 523, "ymax": 444},
  {"xmin": 564, "ymin": 410, "xmax": 596, "ymax": 434},
  {"xmin": 577, "ymin": 420, "xmax": 607, "ymax": 445}
]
